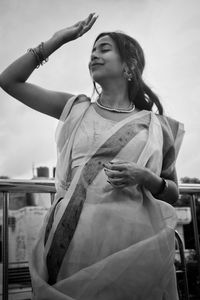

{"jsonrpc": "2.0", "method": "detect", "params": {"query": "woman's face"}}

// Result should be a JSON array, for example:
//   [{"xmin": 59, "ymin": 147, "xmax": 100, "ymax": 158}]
[{"xmin": 89, "ymin": 35, "xmax": 124, "ymax": 84}]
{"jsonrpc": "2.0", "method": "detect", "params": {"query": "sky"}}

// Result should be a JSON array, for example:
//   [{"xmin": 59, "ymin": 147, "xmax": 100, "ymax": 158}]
[{"xmin": 0, "ymin": 0, "xmax": 200, "ymax": 180}]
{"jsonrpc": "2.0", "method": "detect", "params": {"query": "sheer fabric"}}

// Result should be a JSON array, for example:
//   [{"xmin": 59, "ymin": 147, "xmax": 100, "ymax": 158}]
[
  {"xmin": 30, "ymin": 95, "xmax": 185, "ymax": 300},
  {"xmin": 71, "ymin": 106, "xmax": 117, "ymax": 169}
]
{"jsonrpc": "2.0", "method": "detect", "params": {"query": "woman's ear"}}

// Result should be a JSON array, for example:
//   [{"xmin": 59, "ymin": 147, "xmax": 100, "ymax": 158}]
[
  {"xmin": 123, "ymin": 62, "xmax": 129, "ymax": 72},
  {"xmin": 130, "ymin": 58, "xmax": 137, "ymax": 71},
  {"xmin": 123, "ymin": 62, "xmax": 134, "ymax": 82},
  {"xmin": 123, "ymin": 68, "xmax": 133, "ymax": 82},
  {"xmin": 123, "ymin": 60, "xmax": 136, "ymax": 73}
]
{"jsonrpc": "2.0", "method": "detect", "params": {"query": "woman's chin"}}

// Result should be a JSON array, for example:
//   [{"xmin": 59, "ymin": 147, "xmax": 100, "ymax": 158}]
[
  {"xmin": 91, "ymin": 71, "xmax": 103, "ymax": 79},
  {"xmin": 92, "ymin": 75, "xmax": 104, "ymax": 85},
  {"xmin": 92, "ymin": 72, "xmax": 111, "ymax": 86}
]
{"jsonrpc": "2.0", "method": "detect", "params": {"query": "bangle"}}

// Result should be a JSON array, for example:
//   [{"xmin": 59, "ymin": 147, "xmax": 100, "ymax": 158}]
[
  {"xmin": 27, "ymin": 42, "xmax": 49, "ymax": 68},
  {"xmin": 37, "ymin": 42, "xmax": 49, "ymax": 65},
  {"xmin": 28, "ymin": 48, "xmax": 40, "ymax": 68},
  {"xmin": 154, "ymin": 178, "xmax": 168, "ymax": 198}
]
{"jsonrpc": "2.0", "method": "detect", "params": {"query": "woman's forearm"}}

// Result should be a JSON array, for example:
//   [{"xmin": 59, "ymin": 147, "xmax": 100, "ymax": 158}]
[
  {"xmin": 0, "ymin": 33, "xmax": 63, "ymax": 88},
  {"xmin": 0, "ymin": 13, "xmax": 98, "ymax": 89},
  {"xmin": 143, "ymin": 168, "xmax": 179, "ymax": 205}
]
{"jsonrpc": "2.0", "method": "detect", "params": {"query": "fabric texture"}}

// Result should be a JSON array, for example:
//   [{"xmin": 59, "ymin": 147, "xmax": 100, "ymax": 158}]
[
  {"xmin": 30, "ymin": 94, "xmax": 185, "ymax": 300},
  {"xmin": 71, "ymin": 106, "xmax": 117, "ymax": 169}
]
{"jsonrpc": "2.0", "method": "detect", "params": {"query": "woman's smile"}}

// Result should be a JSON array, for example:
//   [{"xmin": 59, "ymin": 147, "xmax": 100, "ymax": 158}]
[{"xmin": 90, "ymin": 62, "xmax": 104, "ymax": 69}]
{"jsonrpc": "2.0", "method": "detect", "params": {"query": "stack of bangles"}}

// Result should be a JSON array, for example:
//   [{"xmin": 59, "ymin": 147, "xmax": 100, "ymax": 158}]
[{"xmin": 27, "ymin": 42, "xmax": 49, "ymax": 68}]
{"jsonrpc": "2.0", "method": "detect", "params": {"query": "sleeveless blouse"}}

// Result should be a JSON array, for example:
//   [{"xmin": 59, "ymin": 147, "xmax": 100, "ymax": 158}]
[{"xmin": 71, "ymin": 105, "xmax": 117, "ymax": 169}]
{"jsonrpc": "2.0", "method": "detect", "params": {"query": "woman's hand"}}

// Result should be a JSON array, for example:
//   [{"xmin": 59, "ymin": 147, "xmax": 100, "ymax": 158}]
[
  {"xmin": 104, "ymin": 160, "xmax": 179, "ymax": 204},
  {"xmin": 54, "ymin": 13, "xmax": 98, "ymax": 45},
  {"xmin": 104, "ymin": 160, "xmax": 145, "ymax": 189}
]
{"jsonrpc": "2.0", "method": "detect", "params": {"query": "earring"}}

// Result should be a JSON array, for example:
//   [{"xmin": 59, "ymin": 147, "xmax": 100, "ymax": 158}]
[{"xmin": 124, "ymin": 69, "xmax": 133, "ymax": 82}]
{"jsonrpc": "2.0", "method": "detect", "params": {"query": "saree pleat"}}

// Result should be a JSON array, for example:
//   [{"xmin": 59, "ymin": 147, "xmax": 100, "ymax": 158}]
[{"xmin": 29, "ymin": 95, "xmax": 185, "ymax": 300}]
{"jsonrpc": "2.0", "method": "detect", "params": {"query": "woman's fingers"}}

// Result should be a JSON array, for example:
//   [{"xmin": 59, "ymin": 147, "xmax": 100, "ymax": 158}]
[
  {"xmin": 104, "ymin": 168, "xmax": 122, "ymax": 178},
  {"xmin": 107, "ymin": 178, "xmax": 126, "ymax": 188},
  {"xmin": 110, "ymin": 178, "xmax": 126, "ymax": 184},
  {"xmin": 104, "ymin": 161, "xmax": 128, "ymax": 171},
  {"xmin": 80, "ymin": 14, "xmax": 98, "ymax": 36},
  {"xmin": 77, "ymin": 13, "xmax": 98, "ymax": 37},
  {"xmin": 104, "ymin": 161, "xmax": 139, "ymax": 188},
  {"xmin": 104, "ymin": 169, "xmax": 128, "ymax": 188},
  {"xmin": 55, "ymin": 13, "xmax": 98, "ymax": 44},
  {"xmin": 85, "ymin": 12, "xmax": 96, "ymax": 25},
  {"xmin": 87, "ymin": 14, "xmax": 98, "ymax": 29}
]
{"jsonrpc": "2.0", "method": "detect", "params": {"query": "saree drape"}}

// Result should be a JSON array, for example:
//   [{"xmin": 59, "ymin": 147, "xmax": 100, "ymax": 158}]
[{"xmin": 30, "ymin": 95, "xmax": 185, "ymax": 300}]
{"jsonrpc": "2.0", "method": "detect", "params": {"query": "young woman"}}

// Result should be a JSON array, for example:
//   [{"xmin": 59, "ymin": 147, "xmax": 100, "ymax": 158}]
[{"xmin": 0, "ymin": 13, "xmax": 184, "ymax": 300}]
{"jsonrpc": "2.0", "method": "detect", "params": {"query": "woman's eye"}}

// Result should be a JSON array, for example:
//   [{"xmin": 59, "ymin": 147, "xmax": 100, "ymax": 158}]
[{"xmin": 102, "ymin": 49, "xmax": 110, "ymax": 52}]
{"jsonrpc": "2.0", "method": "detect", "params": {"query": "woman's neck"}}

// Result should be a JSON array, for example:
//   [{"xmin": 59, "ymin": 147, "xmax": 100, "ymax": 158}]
[{"xmin": 100, "ymin": 80, "xmax": 130, "ymax": 109}]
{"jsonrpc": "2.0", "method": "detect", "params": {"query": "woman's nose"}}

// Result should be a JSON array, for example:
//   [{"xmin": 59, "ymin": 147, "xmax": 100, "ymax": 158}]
[{"xmin": 91, "ymin": 50, "xmax": 100, "ymax": 60}]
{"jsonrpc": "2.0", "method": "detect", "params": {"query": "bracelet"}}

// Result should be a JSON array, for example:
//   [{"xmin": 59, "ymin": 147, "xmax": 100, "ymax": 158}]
[
  {"xmin": 154, "ymin": 178, "xmax": 168, "ymax": 198},
  {"xmin": 28, "ymin": 48, "xmax": 40, "ymax": 68},
  {"xmin": 27, "ymin": 42, "xmax": 49, "ymax": 68}
]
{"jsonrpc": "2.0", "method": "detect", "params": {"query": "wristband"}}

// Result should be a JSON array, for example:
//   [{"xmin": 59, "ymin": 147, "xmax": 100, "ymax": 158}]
[{"xmin": 154, "ymin": 178, "xmax": 168, "ymax": 198}]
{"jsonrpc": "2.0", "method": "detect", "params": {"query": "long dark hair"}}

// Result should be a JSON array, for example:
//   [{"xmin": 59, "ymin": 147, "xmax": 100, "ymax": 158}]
[{"xmin": 93, "ymin": 32, "xmax": 164, "ymax": 115}]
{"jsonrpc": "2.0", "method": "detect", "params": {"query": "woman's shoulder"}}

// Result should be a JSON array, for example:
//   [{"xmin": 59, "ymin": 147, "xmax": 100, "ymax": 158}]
[
  {"xmin": 74, "ymin": 94, "xmax": 91, "ymax": 104},
  {"xmin": 70, "ymin": 94, "xmax": 91, "ymax": 108},
  {"xmin": 60, "ymin": 94, "xmax": 91, "ymax": 121},
  {"xmin": 155, "ymin": 113, "xmax": 185, "ymax": 140},
  {"xmin": 155, "ymin": 113, "xmax": 185, "ymax": 161}
]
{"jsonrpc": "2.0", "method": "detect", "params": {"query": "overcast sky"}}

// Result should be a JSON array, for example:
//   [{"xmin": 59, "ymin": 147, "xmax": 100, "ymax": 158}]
[{"xmin": 0, "ymin": 0, "xmax": 200, "ymax": 180}]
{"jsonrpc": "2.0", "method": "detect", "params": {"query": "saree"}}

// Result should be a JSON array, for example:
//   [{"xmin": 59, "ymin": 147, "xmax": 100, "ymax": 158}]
[{"xmin": 30, "ymin": 95, "xmax": 185, "ymax": 300}]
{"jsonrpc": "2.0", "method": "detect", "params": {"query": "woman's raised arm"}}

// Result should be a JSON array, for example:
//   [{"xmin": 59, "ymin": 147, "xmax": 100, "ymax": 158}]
[{"xmin": 0, "ymin": 13, "xmax": 98, "ymax": 119}]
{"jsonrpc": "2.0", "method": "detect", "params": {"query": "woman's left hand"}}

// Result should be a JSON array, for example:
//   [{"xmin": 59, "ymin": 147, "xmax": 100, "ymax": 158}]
[{"xmin": 104, "ymin": 160, "xmax": 146, "ymax": 189}]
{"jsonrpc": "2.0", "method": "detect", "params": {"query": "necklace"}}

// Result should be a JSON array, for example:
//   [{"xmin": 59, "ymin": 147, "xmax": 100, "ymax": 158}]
[{"xmin": 96, "ymin": 97, "xmax": 135, "ymax": 113}]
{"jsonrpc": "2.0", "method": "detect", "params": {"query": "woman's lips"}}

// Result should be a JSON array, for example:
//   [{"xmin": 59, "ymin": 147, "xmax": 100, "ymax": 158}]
[
  {"xmin": 90, "ymin": 62, "xmax": 103, "ymax": 69},
  {"xmin": 91, "ymin": 64, "xmax": 102, "ymax": 68}
]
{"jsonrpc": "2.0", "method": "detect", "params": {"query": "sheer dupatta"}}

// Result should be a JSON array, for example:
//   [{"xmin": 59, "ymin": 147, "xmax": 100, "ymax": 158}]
[{"xmin": 30, "ymin": 95, "xmax": 184, "ymax": 300}]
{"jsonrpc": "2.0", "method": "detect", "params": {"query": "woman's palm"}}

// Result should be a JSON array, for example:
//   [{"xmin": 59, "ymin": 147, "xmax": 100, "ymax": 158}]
[{"xmin": 56, "ymin": 13, "xmax": 98, "ymax": 44}]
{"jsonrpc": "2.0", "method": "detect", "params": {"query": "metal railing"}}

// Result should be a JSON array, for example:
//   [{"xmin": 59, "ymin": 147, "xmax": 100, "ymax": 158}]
[
  {"xmin": 0, "ymin": 179, "xmax": 200, "ymax": 300},
  {"xmin": 0, "ymin": 179, "xmax": 55, "ymax": 300}
]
